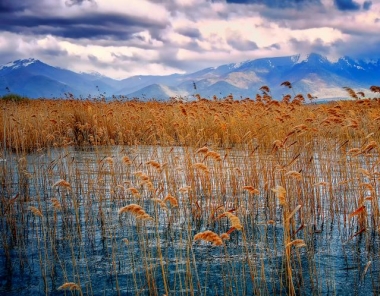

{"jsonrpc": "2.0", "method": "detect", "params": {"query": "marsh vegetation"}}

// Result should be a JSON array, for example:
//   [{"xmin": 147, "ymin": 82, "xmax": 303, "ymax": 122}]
[{"xmin": 1, "ymin": 87, "xmax": 380, "ymax": 295}]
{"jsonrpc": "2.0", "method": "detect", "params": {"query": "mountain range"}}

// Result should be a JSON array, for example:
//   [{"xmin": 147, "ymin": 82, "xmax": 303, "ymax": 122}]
[{"xmin": 0, "ymin": 53, "xmax": 379, "ymax": 100}]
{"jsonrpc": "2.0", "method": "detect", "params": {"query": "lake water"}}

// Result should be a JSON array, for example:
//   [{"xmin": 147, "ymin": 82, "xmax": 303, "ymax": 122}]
[{"xmin": 1, "ymin": 145, "xmax": 379, "ymax": 295}]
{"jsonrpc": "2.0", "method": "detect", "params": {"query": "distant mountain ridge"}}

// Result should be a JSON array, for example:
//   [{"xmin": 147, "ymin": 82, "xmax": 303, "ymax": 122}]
[{"xmin": 0, "ymin": 53, "xmax": 379, "ymax": 100}]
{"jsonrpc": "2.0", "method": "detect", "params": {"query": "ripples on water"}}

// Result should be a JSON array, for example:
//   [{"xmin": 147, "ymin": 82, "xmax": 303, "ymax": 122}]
[{"xmin": 1, "ymin": 145, "xmax": 380, "ymax": 295}]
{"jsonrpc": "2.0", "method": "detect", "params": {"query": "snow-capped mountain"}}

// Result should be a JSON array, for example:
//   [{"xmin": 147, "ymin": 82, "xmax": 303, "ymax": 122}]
[
  {"xmin": 0, "ymin": 58, "xmax": 119, "ymax": 98},
  {"xmin": 0, "ymin": 53, "xmax": 379, "ymax": 100},
  {"xmin": 0, "ymin": 58, "xmax": 38, "ymax": 71}
]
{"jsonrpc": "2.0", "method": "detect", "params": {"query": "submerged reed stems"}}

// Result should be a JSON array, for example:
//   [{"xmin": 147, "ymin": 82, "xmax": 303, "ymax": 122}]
[{"xmin": 2, "ymin": 92, "xmax": 380, "ymax": 294}]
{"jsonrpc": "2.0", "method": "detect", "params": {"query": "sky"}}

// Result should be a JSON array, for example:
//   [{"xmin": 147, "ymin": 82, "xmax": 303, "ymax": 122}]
[{"xmin": 0, "ymin": 0, "xmax": 379, "ymax": 79}]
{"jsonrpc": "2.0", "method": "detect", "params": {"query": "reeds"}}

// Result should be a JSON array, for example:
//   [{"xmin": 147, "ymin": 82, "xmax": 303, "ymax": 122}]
[
  {"xmin": 58, "ymin": 282, "xmax": 81, "ymax": 291},
  {"xmin": 194, "ymin": 230, "xmax": 223, "ymax": 246},
  {"xmin": 1, "ymin": 92, "xmax": 380, "ymax": 152},
  {"xmin": 118, "ymin": 204, "xmax": 153, "ymax": 220},
  {"xmin": 2, "ymin": 88, "xmax": 380, "ymax": 295}
]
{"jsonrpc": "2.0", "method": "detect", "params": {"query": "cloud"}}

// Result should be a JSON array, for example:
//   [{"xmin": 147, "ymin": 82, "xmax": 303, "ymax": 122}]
[
  {"xmin": 65, "ymin": 0, "xmax": 97, "ymax": 7},
  {"xmin": 0, "ymin": 0, "xmax": 169, "ymax": 42},
  {"xmin": 176, "ymin": 27, "xmax": 202, "ymax": 39},
  {"xmin": 265, "ymin": 43, "xmax": 281, "ymax": 50},
  {"xmin": 226, "ymin": 31, "xmax": 258, "ymax": 51},
  {"xmin": 0, "ymin": 12, "xmax": 168, "ymax": 41},
  {"xmin": 332, "ymin": 37, "xmax": 380, "ymax": 59},
  {"xmin": 0, "ymin": 0, "xmax": 379, "ymax": 79},
  {"xmin": 225, "ymin": 0, "xmax": 322, "ymax": 8},
  {"xmin": 288, "ymin": 37, "xmax": 332, "ymax": 56},
  {"xmin": 334, "ymin": 0, "xmax": 361, "ymax": 11},
  {"xmin": 363, "ymin": 1, "xmax": 372, "ymax": 10},
  {"xmin": 286, "ymin": 32, "xmax": 380, "ymax": 61},
  {"xmin": 0, "ymin": 0, "xmax": 35, "ymax": 12}
]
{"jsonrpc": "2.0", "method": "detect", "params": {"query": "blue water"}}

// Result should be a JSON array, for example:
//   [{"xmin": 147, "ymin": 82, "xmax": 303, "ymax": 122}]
[{"xmin": 1, "ymin": 146, "xmax": 379, "ymax": 295}]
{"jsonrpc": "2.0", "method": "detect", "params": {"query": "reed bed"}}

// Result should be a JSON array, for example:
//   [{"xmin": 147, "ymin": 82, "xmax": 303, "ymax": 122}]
[
  {"xmin": 1, "ymin": 90, "xmax": 380, "ymax": 295},
  {"xmin": 0, "ymin": 93, "xmax": 377, "ymax": 153}
]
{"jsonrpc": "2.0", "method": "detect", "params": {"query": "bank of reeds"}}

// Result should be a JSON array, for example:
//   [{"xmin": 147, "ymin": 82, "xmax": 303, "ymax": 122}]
[
  {"xmin": 0, "ymin": 88, "xmax": 378, "ymax": 153},
  {"xmin": 1, "ymin": 88, "xmax": 380, "ymax": 295}
]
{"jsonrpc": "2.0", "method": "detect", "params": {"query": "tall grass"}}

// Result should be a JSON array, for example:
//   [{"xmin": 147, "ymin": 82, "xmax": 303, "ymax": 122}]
[
  {"xmin": 1, "ymin": 89, "xmax": 380, "ymax": 295},
  {"xmin": 0, "ymin": 94, "xmax": 379, "ymax": 153}
]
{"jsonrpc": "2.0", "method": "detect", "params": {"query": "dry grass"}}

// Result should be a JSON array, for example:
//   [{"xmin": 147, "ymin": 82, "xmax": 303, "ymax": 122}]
[
  {"xmin": 2, "ymin": 89, "xmax": 380, "ymax": 295},
  {"xmin": 0, "ymin": 93, "xmax": 378, "ymax": 153},
  {"xmin": 194, "ymin": 230, "xmax": 224, "ymax": 246}
]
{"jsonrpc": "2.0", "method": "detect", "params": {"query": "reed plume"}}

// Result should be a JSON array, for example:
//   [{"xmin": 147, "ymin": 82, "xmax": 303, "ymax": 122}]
[
  {"xmin": 349, "ymin": 205, "xmax": 366, "ymax": 218},
  {"xmin": 127, "ymin": 187, "xmax": 141, "ymax": 197},
  {"xmin": 285, "ymin": 239, "xmax": 306, "ymax": 249},
  {"xmin": 29, "ymin": 206, "xmax": 43, "ymax": 217},
  {"xmin": 58, "ymin": 282, "xmax": 81, "ymax": 291},
  {"xmin": 259, "ymin": 85, "xmax": 270, "ymax": 93},
  {"xmin": 53, "ymin": 179, "xmax": 71, "ymax": 188},
  {"xmin": 272, "ymin": 186, "xmax": 287, "ymax": 206},
  {"xmin": 194, "ymin": 230, "xmax": 223, "ymax": 246},
  {"xmin": 163, "ymin": 194, "xmax": 178, "ymax": 207},
  {"xmin": 220, "ymin": 233, "xmax": 230, "ymax": 240},
  {"xmin": 243, "ymin": 186, "xmax": 259, "ymax": 195},
  {"xmin": 152, "ymin": 198, "xmax": 168, "ymax": 211},
  {"xmin": 357, "ymin": 91, "xmax": 365, "ymax": 98},
  {"xmin": 204, "ymin": 151, "xmax": 222, "ymax": 161},
  {"xmin": 138, "ymin": 172, "xmax": 150, "ymax": 182},
  {"xmin": 51, "ymin": 198, "xmax": 62, "ymax": 211},
  {"xmin": 357, "ymin": 168, "xmax": 371, "ymax": 177},
  {"xmin": 281, "ymin": 81, "xmax": 292, "ymax": 89},
  {"xmin": 361, "ymin": 141, "xmax": 377, "ymax": 154},
  {"xmin": 146, "ymin": 160, "xmax": 161, "ymax": 170},
  {"xmin": 196, "ymin": 146, "xmax": 209, "ymax": 154},
  {"xmin": 370, "ymin": 85, "xmax": 380, "ymax": 93},
  {"xmin": 285, "ymin": 171, "xmax": 302, "ymax": 181},
  {"xmin": 122, "ymin": 155, "xmax": 131, "ymax": 165},
  {"xmin": 217, "ymin": 212, "xmax": 243, "ymax": 231},
  {"xmin": 192, "ymin": 163, "xmax": 210, "ymax": 174},
  {"xmin": 118, "ymin": 204, "xmax": 153, "ymax": 220},
  {"xmin": 343, "ymin": 87, "xmax": 358, "ymax": 100},
  {"xmin": 179, "ymin": 185, "xmax": 191, "ymax": 193},
  {"xmin": 105, "ymin": 157, "xmax": 114, "ymax": 165}
]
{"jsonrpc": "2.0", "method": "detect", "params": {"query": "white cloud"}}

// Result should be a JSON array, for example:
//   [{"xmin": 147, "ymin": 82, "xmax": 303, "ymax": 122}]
[
  {"xmin": 95, "ymin": 0, "xmax": 170, "ymax": 21},
  {"xmin": 0, "ymin": 0, "xmax": 379, "ymax": 78}
]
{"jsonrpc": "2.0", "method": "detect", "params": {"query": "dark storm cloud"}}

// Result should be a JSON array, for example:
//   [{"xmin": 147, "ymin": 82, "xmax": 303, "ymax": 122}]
[
  {"xmin": 176, "ymin": 27, "xmax": 202, "ymax": 39},
  {"xmin": 0, "ymin": 12, "xmax": 168, "ymax": 40},
  {"xmin": 0, "ymin": 33, "xmax": 25, "ymax": 64},
  {"xmin": 226, "ymin": 0, "xmax": 373, "ymax": 12},
  {"xmin": 111, "ymin": 52, "xmax": 148, "ymax": 63},
  {"xmin": 226, "ymin": 34, "xmax": 258, "ymax": 51},
  {"xmin": 288, "ymin": 35, "xmax": 380, "ymax": 60},
  {"xmin": 0, "ymin": 0, "xmax": 35, "ymax": 12},
  {"xmin": 88, "ymin": 54, "xmax": 98, "ymax": 62},
  {"xmin": 151, "ymin": 44, "xmax": 226, "ymax": 73},
  {"xmin": 65, "ymin": 0, "xmax": 97, "ymax": 7},
  {"xmin": 40, "ymin": 48, "xmax": 69, "ymax": 58},
  {"xmin": 86, "ymin": 54, "xmax": 120, "ymax": 70},
  {"xmin": 111, "ymin": 45, "xmax": 209, "ymax": 73},
  {"xmin": 0, "ymin": 0, "xmax": 97, "ymax": 13},
  {"xmin": 334, "ymin": 0, "xmax": 360, "ymax": 11},
  {"xmin": 332, "ymin": 37, "xmax": 380, "ymax": 59},
  {"xmin": 0, "ymin": 33, "xmax": 70, "ymax": 66},
  {"xmin": 225, "ymin": 0, "xmax": 322, "ymax": 8},
  {"xmin": 111, "ymin": 52, "xmax": 133, "ymax": 61},
  {"xmin": 363, "ymin": 1, "xmax": 372, "ymax": 10},
  {"xmin": 288, "ymin": 38, "xmax": 332, "ymax": 56},
  {"xmin": 265, "ymin": 43, "xmax": 281, "ymax": 50}
]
